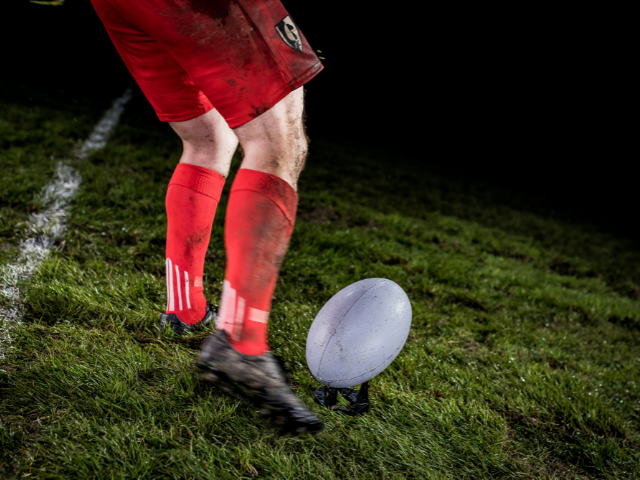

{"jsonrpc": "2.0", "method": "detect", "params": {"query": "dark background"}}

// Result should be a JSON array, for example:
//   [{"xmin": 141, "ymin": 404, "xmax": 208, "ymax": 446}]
[{"xmin": 2, "ymin": 1, "xmax": 635, "ymax": 240}]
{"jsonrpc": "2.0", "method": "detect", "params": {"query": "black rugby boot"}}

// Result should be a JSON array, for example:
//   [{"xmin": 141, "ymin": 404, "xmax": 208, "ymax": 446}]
[
  {"xmin": 196, "ymin": 330, "xmax": 323, "ymax": 436},
  {"xmin": 158, "ymin": 304, "xmax": 217, "ymax": 335}
]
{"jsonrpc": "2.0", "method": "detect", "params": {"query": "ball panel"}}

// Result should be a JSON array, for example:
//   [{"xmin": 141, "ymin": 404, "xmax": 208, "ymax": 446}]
[
  {"xmin": 305, "ymin": 278, "xmax": 386, "ymax": 382},
  {"xmin": 317, "ymin": 281, "xmax": 412, "ymax": 386},
  {"xmin": 317, "ymin": 282, "xmax": 396, "ymax": 381},
  {"xmin": 322, "ymin": 341, "xmax": 408, "ymax": 388},
  {"xmin": 306, "ymin": 278, "xmax": 412, "ymax": 388}
]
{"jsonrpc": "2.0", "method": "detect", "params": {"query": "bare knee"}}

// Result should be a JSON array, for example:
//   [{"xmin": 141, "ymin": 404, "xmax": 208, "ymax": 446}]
[
  {"xmin": 233, "ymin": 88, "xmax": 309, "ymax": 190},
  {"xmin": 169, "ymin": 108, "xmax": 238, "ymax": 178}
]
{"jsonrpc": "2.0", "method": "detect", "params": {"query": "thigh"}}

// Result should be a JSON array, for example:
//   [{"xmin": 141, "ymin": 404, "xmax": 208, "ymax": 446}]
[
  {"xmin": 91, "ymin": 0, "xmax": 214, "ymax": 122},
  {"xmin": 233, "ymin": 88, "xmax": 308, "ymax": 189},
  {"xmin": 233, "ymin": 87, "xmax": 305, "ymax": 147},
  {"xmin": 95, "ymin": 0, "xmax": 323, "ymax": 128}
]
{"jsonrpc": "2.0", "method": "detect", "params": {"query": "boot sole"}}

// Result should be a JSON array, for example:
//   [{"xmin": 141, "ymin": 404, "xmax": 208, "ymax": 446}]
[{"xmin": 196, "ymin": 362, "xmax": 322, "ymax": 436}]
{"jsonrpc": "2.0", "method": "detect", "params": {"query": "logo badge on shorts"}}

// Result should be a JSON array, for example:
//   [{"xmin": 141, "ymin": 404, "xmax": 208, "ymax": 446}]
[{"xmin": 275, "ymin": 15, "xmax": 303, "ymax": 52}]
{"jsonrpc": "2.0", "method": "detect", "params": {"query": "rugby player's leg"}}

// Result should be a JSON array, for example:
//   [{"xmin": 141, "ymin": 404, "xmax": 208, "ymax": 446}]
[
  {"xmin": 90, "ymin": 0, "xmax": 232, "ymax": 330},
  {"xmin": 233, "ymin": 87, "xmax": 307, "ymax": 191},
  {"xmin": 168, "ymin": 107, "xmax": 238, "ymax": 178},
  {"xmin": 162, "ymin": 110, "xmax": 238, "ymax": 328},
  {"xmin": 216, "ymin": 87, "xmax": 307, "ymax": 355}
]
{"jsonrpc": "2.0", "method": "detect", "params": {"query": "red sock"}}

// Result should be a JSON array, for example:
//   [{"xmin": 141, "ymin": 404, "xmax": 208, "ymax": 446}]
[
  {"xmin": 165, "ymin": 164, "xmax": 225, "ymax": 324},
  {"xmin": 217, "ymin": 169, "xmax": 297, "ymax": 355}
]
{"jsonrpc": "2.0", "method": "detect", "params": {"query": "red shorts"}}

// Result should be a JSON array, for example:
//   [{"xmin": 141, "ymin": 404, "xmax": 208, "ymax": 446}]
[{"xmin": 91, "ymin": 0, "xmax": 323, "ymax": 128}]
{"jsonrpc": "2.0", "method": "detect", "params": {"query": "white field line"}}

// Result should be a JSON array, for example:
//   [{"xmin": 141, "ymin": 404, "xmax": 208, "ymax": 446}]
[{"xmin": 0, "ymin": 89, "xmax": 133, "ymax": 360}]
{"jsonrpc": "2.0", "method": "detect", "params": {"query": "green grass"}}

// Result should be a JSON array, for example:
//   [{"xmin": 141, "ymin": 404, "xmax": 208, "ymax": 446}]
[{"xmin": 1, "ymin": 90, "xmax": 640, "ymax": 479}]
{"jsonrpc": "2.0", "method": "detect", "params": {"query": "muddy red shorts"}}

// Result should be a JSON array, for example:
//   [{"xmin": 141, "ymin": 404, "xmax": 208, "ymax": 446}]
[{"xmin": 91, "ymin": 0, "xmax": 323, "ymax": 128}]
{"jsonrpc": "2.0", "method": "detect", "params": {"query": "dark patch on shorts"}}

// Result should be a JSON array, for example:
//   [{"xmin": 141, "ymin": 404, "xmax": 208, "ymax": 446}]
[
  {"xmin": 251, "ymin": 103, "xmax": 269, "ymax": 117},
  {"xmin": 164, "ymin": 0, "xmax": 238, "ymax": 46},
  {"xmin": 184, "ymin": 0, "xmax": 233, "ymax": 23}
]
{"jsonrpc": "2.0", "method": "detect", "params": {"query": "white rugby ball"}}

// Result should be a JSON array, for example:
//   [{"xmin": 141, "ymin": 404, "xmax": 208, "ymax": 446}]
[{"xmin": 306, "ymin": 278, "xmax": 412, "ymax": 388}]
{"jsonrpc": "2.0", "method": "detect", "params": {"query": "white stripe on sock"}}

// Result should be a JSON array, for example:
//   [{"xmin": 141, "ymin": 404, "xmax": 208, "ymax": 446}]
[
  {"xmin": 185, "ymin": 271, "xmax": 191, "ymax": 309},
  {"xmin": 175, "ymin": 265, "xmax": 183, "ymax": 311},
  {"xmin": 165, "ymin": 259, "xmax": 170, "ymax": 311},
  {"xmin": 226, "ymin": 286, "xmax": 237, "ymax": 332},
  {"xmin": 216, "ymin": 280, "xmax": 228, "ymax": 329},
  {"xmin": 234, "ymin": 296, "xmax": 245, "ymax": 341},
  {"xmin": 247, "ymin": 307, "xmax": 269, "ymax": 323},
  {"xmin": 168, "ymin": 258, "xmax": 174, "ymax": 311},
  {"xmin": 219, "ymin": 280, "xmax": 236, "ymax": 332}
]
